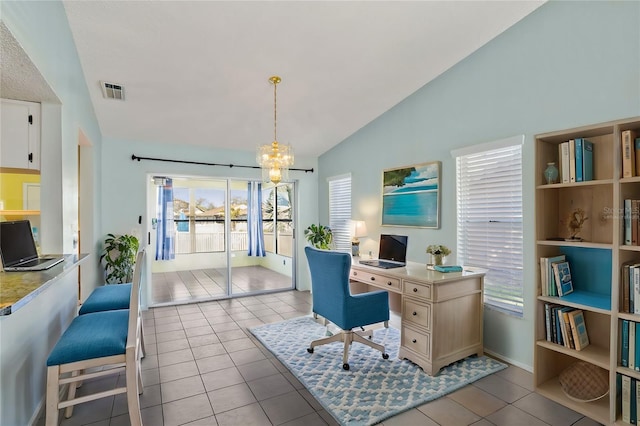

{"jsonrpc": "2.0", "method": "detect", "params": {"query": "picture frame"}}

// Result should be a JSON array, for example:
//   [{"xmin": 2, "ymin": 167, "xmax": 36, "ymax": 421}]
[{"xmin": 381, "ymin": 161, "xmax": 441, "ymax": 228}]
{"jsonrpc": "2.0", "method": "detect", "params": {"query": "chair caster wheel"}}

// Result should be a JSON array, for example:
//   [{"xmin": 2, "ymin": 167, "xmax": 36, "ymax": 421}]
[
  {"xmin": 307, "ymin": 348, "xmax": 314, "ymax": 354},
  {"xmin": 382, "ymin": 353, "xmax": 389, "ymax": 359},
  {"xmin": 343, "ymin": 363, "xmax": 350, "ymax": 370}
]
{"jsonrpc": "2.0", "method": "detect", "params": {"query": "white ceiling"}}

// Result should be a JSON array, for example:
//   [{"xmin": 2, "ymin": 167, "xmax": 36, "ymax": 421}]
[{"xmin": 61, "ymin": 1, "xmax": 544, "ymax": 158}]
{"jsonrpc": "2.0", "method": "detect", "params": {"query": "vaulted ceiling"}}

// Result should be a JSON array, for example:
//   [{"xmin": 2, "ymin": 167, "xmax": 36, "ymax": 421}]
[{"xmin": 57, "ymin": 1, "xmax": 544, "ymax": 158}]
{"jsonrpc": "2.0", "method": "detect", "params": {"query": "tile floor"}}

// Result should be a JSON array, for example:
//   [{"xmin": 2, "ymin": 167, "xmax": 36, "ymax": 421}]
[
  {"xmin": 39, "ymin": 290, "xmax": 603, "ymax": 426},
  {"xmin": 151, "ymin": 266, "xmax": 292, "ymax": 305}
]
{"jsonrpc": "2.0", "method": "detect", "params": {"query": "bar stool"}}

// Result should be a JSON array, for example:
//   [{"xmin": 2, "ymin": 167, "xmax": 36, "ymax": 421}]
[{"xmin": 45, "ymin": 250, "xmax": 145, "ymax": 426}]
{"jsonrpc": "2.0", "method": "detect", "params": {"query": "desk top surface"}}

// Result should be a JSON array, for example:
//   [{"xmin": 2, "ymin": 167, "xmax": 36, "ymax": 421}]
[
  {"xmin": 352, "ymin": 259, "xmax": 486, "ymax": 283},
  {"xmin": 0, "ymin": 253, "xmax": 89, "ymax": 316}
]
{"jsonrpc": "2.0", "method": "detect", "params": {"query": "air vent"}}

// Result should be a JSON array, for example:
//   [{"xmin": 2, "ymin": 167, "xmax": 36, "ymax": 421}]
[{"xmin": 100, "ymin": 81, "xmax": 125, "ymax": 100}]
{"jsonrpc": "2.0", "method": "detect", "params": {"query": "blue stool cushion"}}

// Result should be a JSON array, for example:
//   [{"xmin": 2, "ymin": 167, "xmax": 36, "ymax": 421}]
[
  {"xmin": 47, "ymin": 310, "xmax": 129, "ymax": 366},
  {"xmin": 79, "ymin": 283, "xmax": 131, "ymax": 315}
]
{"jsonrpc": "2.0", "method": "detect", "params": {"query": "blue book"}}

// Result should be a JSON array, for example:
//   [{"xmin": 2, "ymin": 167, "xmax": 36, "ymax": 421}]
[
  {"xmin": 636, "ymin": 322, "xmax": 640, "ymax": 371},
  {"xmin": 582, "ymin": 139, "xmax": 594, "ymax": 181},
  {"xmin": 633, "ymin": 377, "xmax": 638, "ymax": 424},
  {"xmin": 552, "ymin": 261, "xmax": 574, "ymax": 297},
  {"xmin": 623, "ymin": 320, "xmax": 630, "ymax": 368},
  {"xmin": 575, "ymin": 138, "xmax": 583, "ymax": 182},
  {"xmin": 434, "ymin": 265, "xmax": 462, "ymax": 273}
]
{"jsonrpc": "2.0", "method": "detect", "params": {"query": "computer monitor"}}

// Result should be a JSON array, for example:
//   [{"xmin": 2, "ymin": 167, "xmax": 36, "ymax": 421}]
[{"xmin": 379, "ymin": 234, "xmax": 408, "ymax": 263}]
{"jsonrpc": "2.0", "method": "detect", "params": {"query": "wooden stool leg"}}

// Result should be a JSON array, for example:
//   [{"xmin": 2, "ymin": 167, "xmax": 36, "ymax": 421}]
[
  {"xmin": 45, "ymin": 366, "xmax": 60, "ymax": 426},
  {"xmin": 64, "ymin": 370, "xmax": 81, "ymax": 418}
]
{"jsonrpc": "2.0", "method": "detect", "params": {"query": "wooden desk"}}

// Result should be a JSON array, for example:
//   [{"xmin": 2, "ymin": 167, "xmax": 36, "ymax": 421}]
[{"xmin": 350, "ymin": 260, "xmax": 485, "ymax": 375}]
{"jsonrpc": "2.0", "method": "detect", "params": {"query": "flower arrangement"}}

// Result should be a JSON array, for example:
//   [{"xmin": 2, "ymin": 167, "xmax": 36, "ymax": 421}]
[{"xmin": 426, "ymin": 244, "xmax": 451, "ymax": 256}]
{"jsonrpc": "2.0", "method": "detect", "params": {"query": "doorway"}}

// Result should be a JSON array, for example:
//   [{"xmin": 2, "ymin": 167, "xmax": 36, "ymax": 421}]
[{"xmin": 148, "ymin": 175, "xmax": 295, "ymax": 306}]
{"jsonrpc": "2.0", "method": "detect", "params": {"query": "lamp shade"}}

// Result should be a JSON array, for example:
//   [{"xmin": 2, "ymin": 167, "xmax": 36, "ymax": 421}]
[{"xmin": 351, "ymin": 221, "xmax": 367, "ymax": 239}]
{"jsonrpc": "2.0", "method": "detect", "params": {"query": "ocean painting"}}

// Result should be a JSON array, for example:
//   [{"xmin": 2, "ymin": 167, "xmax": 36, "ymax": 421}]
[{"xmin": 382, "ymin": 161, "xmax": 441, "ymax": 228}]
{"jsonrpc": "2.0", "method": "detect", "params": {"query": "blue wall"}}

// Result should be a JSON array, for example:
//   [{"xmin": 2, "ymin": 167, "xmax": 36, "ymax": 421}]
[{"xmin": 317, "ymin": 1, "xmax": 640, "ymax": 369}]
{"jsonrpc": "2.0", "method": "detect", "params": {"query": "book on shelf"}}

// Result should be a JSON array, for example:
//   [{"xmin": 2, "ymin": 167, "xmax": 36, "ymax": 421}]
[
  {"xmin": 633, "ymin": 378, "xmax": 638, "ymax": 425},
  {"xmin": 552, "ymin": 261, "xmax": 574, "ymax": 297},
  {"xmin": 569, "ymin": 139, "xmax": 576, "ymax": 183},
  {"xmin": 623, "ymin": 261, "xmax": 634, "ymax": 313},
  {"xmin": 539, "ymin": 254, "xmax": 565, "ymax": 297},
  {"xmin": 627, "ymin": 200, "xmax": 634, "ymax": 245},
  {"xmin": 560, "ymin": 141, "xmax": 570, "ymax": 183},
  {"xmin": 630, "ymin": 322, "xmax": 636, "ymax": 370},
  {"xmin": 623, "ymin": 320, "xmax": 630, "ymax": 368},
  {"xmin": 623, "ymin": 130, "xmax": 637, "ymax": 178},
  {"xmin": 636, "ymin": 137, "xmax": 640, "ymax": 178},
  {"xmin": 575, "ymin": 138, "xmax": 584, "ymax": 182},
  {"xmin": 636, "ymin": 324, "xmax": 640, "ymax": 371},
  {"xmin": 581, "ymin": 138, "xmax": 594, "ymax": 181},
  {"xmin": 624, "ymin": 375, "xmax": 632, "ymax": 424},
  {"xmin": 567, "ymin": 309, "xmax": 589, "ymax": 350},
  {"xmin": 561, "ymin": 307, "xmax": 576, "ymax": 349}
]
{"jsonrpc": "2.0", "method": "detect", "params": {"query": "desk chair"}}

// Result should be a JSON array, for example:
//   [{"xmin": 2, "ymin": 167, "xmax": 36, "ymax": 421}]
[
  {"xmin": 304, "ymin": 246, "xmax": 390, "ymax": 370},
  {"xmin": 46, "ymin": 250, "xmax": 146, "ymax": 426}
]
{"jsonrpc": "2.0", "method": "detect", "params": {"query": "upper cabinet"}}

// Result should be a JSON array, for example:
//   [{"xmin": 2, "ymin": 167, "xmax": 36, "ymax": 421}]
[{"xmin": 1, "ymin": 99, "xmax": 41, "ymax": 171}]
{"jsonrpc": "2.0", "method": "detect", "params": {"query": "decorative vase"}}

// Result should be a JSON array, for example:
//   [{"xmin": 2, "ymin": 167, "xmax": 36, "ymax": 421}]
[
  {"xmin": 433, "ymin": 254, "xmax": 444, "ymax": 266},
  {"xmin": 544, "ymin": 162, "xmax": 559, "ymax": 184}
]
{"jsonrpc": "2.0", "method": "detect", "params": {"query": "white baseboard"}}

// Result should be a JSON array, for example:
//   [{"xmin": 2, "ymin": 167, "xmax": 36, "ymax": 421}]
[
  {"xmin": 29, "ymin": 383, "xmax": 69, "ymax": 426},
  {"xmin": 484, "ymin": 349, "xmax": 533, "ymax": 373}
]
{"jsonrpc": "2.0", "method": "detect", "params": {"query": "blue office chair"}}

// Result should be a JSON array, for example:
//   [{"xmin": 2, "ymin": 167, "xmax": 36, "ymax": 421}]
[{"xmin": 304, "ymin": 246, "xmax": 390, "ymax": 370}]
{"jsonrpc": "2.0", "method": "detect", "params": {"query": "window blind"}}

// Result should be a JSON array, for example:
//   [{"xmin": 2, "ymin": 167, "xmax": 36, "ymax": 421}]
[
  {"xmin": 328, "ymin": 175, "xmax": 352, "ymax": 253},
  {"xmin": 456, "ymin": 144, "xmax": 524, "ymax": 317}
]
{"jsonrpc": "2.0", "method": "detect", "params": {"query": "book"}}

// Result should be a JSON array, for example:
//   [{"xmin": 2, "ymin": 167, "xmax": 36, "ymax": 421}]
[
  {"xmin": 636, "ymin": 322, "xmax": 640, "ymax": 371},
  {"xmin": 623, "ymin": 320, "xmax": 630, "ymax": 367},
  {"xmin": 569, "ymin": 139, "xmax": 576, "ymax": 183},
  {"xmin": 623, "ymin": 130, "xmax": 637, "ymax": 178},
  {"xmin": 627, "ymin": 199, "xmax": 633, "ymax": 245},
  {"xmin": 575, "ymin": 138, "xmax": 583, "ymax": 182},
  {"xmin": 540, "ymin": 257, "xmax": 548, "ymax": 297},
  {"xmin": 544, "ymin": 303, "xmax": 552, "ymax": 342},
  {"xmin": 552, "ymin": 261, "xmax": 574, "ymax": 297},
  {"xmin": 624, "ymin": 375, "xmax": 632, "ymax": 424},
  {"xmin": 623, "ymin": 261, "xmax": 633, "ymax": 313},
  {"xmin": 546, "ymin": 255, "xmax": 566, "ymax": 297},
  {"xmin": 633, "ymin": 377, "xmax": 638, "ymax": 425},
  {"xmin": 636, "ymin": 138, "xmax": 640, "ymax": 178},
  {"xmin": 567, "ymin": 309, "xmax": 589, "ymax": 350},
  {"xmin": 561, "ymin": 307, "xmax": 576, "ymax": 349},
  {"xmin": 582, "ymin": 138, "xmax": 594, "ymax": 181},
  {"xmin": 634, "ymin": 201, "xmax": 639, "ymax": 246},
  {"xmin": 631, "ymin": 321, "xmax": 636, "ymax": 370},
  {"xmin": 560, "ymin": 141, "xmax": 570, "ymax": 183}
]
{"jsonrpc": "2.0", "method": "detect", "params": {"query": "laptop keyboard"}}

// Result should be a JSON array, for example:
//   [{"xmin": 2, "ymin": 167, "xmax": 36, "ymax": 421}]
[
  {"xmin": 361, "ymin": 260, "xmax": 404, "ymax": 269},
  {"xmin": 18, "ymin": 258, "xmax": 53, "ymax": 267}
]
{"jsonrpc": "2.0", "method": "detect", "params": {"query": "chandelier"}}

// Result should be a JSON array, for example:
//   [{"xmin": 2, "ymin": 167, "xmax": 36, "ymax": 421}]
[{"xmin": 257, "ymin": 76, "xmax": 294, "ymax": 184}]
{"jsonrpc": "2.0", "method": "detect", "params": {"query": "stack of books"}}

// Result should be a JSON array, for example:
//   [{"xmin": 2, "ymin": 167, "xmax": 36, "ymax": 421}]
[
  {"xmin": 543, "ymin": 305, "xmax": 589, "ymax": 350},
  {"xmin": 622, "ymin": 129, "xmax": 640, "ymax": 178},
  {"xmin": 557, "ymin": 138, "xmax": 594, "ymax": 183},
  {"xmin": 539, "ymin": 255, "xmax": 574, "ymax": 297},
  {"xmin": 620, "ymin": 373, "xmax": 640, "ymax": 424}
]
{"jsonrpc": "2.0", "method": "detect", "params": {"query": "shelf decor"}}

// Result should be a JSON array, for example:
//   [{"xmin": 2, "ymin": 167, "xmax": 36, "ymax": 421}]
[
  {"xmin": 426, "ymin": 244, "xmax": 450, "ymax": 266},
  {"xmin": 381, "ymin": 161, "xmax": 441, "ymax": 228}
]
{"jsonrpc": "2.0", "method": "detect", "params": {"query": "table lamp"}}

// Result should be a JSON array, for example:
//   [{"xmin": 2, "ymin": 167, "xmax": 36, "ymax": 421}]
[{"xmin": 351, "ymin": 220, "xmax": 367, "ymax": 257}]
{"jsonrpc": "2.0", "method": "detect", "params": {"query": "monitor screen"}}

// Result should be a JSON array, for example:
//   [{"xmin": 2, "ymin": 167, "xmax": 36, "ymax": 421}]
[
  {"xmin": 0, "ymin": 220, "xmax": 38, "ymax": 266},
  {"xmin": 379, "ymin": 234, "xmax": 408, "ymax": 263}
]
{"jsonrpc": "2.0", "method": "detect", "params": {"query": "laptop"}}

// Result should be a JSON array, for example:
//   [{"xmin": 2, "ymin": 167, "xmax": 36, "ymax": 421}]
[
  {"xmin": 0, "ymin": 220, "xmax": 64, "ymax": 271},
  {"xmin": 359, "ymin": 234, "xmax": 407, "ymax": 269}
]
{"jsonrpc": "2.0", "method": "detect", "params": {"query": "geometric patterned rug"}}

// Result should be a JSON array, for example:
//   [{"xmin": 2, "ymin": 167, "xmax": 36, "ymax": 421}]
[{"xmin": 249, "ymin": 316, "xmax": 507, "ymax": 425}]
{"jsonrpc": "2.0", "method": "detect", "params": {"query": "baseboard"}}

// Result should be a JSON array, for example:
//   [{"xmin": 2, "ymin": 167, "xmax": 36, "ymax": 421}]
[{"xmin": 483, "ymin": 349, "xmax": 532, "ymax": 373}]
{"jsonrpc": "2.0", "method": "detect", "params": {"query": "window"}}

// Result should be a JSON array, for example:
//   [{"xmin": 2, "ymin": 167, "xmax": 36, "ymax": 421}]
[
  {"xmin": 328, "ymin": 175, "xmax": 352, "ymax": 252},
  {"xmin": 454, "ymin": 137, "xmax": 524, "ymax": 317},
  {"xmin": 261, "ymin": 183, "xmax": 294, "ymax": 257}
]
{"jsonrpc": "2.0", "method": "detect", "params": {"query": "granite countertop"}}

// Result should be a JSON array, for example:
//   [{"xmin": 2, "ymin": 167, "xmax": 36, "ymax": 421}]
[{"xmin": 0, "ymin": 253, "xmax": 89, "ymax": 315}]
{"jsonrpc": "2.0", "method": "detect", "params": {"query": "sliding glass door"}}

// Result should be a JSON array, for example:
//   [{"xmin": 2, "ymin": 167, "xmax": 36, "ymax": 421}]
[{"xmin": 150, "ymin": 176, "xmax": 295, "ymax": 306}]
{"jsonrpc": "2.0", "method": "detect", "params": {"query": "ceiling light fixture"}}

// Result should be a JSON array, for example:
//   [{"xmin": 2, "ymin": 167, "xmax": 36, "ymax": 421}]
[{"xmin": 257, "ymin": 76, "xmax": 293, "ymax": 184}]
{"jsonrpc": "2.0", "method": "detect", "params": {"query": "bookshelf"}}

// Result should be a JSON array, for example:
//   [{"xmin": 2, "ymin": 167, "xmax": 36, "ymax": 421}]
[{"xmin": 535, "ymin": 116, "xmax": 640, "ymax": 425}]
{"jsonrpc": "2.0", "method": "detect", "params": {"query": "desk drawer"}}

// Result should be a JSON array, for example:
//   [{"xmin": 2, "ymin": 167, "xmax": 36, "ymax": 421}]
[
  {"xmin": 403, "ymin": 281, "xmax": 432, "ymax": 301},
  {"xmin": 350, "ymin": 269, "xmax": 401, "ymax": 292},
  {"xmin": 402, "ymin": 326, "xmax": 431, "ymax": 359},
  {"xmin": 403, "ymin": 299, "xmax": 431, "ymax": 330}
]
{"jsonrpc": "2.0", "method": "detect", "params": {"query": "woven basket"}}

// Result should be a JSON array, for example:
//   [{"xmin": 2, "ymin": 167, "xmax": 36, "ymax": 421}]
[{"xmin": 559, "ymin": 361, "xmax": 609, "ymax": 402}]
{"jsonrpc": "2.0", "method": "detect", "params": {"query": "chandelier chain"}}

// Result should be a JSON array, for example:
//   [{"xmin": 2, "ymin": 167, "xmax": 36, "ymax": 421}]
[{"xmin": 273, "ymin": 79, "xmax": 277, "ymax": 142}]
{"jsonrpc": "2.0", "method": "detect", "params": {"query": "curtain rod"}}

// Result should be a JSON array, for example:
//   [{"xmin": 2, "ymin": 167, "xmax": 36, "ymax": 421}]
[{"xmin": 131, "ymin": 154, "xmax": 314, "ymax": 173}]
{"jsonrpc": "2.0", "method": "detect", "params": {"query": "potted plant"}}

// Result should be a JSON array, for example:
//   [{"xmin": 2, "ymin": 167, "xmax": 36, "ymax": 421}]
[
  {"xmin": 304, "ymin": 224, "xmax": 333, "ymax": 249},
  {"xmin": 100, "ymin": 233, "xmax": 140, "ymax": 283},
  {"xmin": 426, "ymin": 244, "xmax": 451, "ymax": 266}
]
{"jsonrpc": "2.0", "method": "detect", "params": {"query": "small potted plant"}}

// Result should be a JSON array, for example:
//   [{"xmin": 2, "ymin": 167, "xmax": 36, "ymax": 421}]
[
  {"xmin": 426, "ymin": 244, "xmax": 451, "ymax": 266},
  {"xmin": 100, "ymin": 233, "xmax": 140, "ymax": 283},
  {"xmin": 304, "ymin": 224, "xmax": 333, "ymax": 250}
]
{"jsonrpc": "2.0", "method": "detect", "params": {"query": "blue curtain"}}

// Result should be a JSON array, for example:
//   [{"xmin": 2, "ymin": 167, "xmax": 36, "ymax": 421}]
[
  {"xmin": 247, "ymin": 181, "xmax": 266, "ymax": 257},
  {"xmin": 156, "ymin": 178, "xmax": 175, "ymax": 260}
]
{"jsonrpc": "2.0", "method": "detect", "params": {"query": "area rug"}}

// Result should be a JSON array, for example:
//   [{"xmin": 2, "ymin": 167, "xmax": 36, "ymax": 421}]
[{"xmin": 249, "ymin": 316, "xmax": 507, "ymax": 425}]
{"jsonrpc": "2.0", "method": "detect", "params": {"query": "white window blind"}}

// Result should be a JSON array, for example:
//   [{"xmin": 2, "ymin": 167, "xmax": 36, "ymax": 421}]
[
  {"xmin": 328, "ymin": 175, "xmax": 352, "ymax": 253},
  {"xmin": 456, "ymin": 143, "xmax": 524, "ymax": 317}
]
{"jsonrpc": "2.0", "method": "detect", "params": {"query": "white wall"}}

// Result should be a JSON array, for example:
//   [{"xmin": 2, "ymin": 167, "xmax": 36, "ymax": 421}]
[{"xmin": 317, "ymin": 0, "xmax": 640, "ymax": 369}]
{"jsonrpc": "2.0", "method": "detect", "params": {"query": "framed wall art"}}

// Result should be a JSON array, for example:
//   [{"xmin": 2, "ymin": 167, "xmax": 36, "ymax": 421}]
[{"xmin": 381, "ymin": 161, "xmax": 441, "ymax": 228}]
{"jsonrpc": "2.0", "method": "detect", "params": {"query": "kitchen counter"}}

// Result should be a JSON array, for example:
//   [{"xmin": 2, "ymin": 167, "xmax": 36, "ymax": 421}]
[{"xmin": 0, "ymin": 253, "xmax": 88, "ymax": 315}]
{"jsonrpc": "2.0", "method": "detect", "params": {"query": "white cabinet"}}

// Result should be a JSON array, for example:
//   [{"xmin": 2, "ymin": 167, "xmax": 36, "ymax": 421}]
[{"xmin": 1, "ymin": 99, "xmax": 40, "ymax": 170}]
